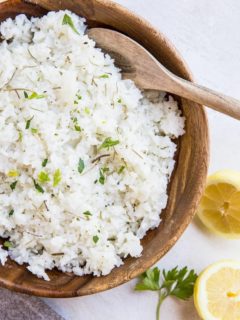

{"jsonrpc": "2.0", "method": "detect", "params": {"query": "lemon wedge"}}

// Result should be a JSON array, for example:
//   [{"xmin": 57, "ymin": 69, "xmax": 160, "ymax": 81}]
[
  {"xmin": 197, "ymin": 170, "xmax": 240, "ymax": 238},
  {"xmin": 194, "ymin": 260, "xmax": 240, "ymax": 320}
]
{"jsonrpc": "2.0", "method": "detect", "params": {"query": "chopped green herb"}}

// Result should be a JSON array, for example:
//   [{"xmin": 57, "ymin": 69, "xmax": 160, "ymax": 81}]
[
  {"xmin": 74, "ymin": 100, "xmax": 78, "ymax": 105},
  {"xmin": 31, "ymin": 128, "xmax": 38, "ymax": 134},
  {"xmin": 9, "ymin": 209, "xmax": 14, "ymax": 216},
  {"xmin": 102, "ymin": 167, "xmax": 109, "ymax": 173},
  {"xmin": 76, "ymin": 94, "xmax": 82, "ymax": 100},
  {"xmin": 18, "ymin": 131, "xmax": 23, "ymax": 142},
  {"xmin": 3, "ymin": 241, "xmax": 12, "ymax": 248},
  {"xmin": 84, "ymin": 107, "xmax": 90, "ymax": 115},
  {"xmin": 33, "ymin": 179, "xmax": 44, "ymax": 193},
  {"xmin": 117, "ymin": 98, "xmax": 122, "ymax": 103},
  {"xmin": 42, "ymin": 158, "xmax": 48, "ymax": 167},
  {"xmin": 93, "ymin": 235, "xmax": 99, "ymax": 244},
  {"xmin": 78, "ymin": 159, "xmax": 85, "ymax": 174},
  {"xmin": 83, "ymin": 211, "xmax": 92, "ymax": 217},
  {"xmin": 99, "ymin": 74, "xmax": 109, "ymax": 79},
  {"xmin": 10, "ymin": 181, "xmax": 18, "ymax": 191},
  {"xmin": 7, "ymin": 170, "xmax": 19, "ymax": 177},
  {"xmin": 62, "ymin": 13, "xmax": 80, "ymax": 35},
  {"xmin": 99, "ymin": 169, "xmax": 105, "ymax": 185},
  {"xmin": 135, "ymin": 266, "xmax": 198, "ymax": 320},
  {"xmin": 99, "ymin": 137, "xmax": 120, "ymax": 150},
  {"xmin": 118, "ymin": 166, "xmax": 125, "ymax": 174},
  {"xmin": 38, "ymin": 171, "xmax": 50, "ymax": 184},
  {"xmin": 25, "ymin": 116, "xmax": 34, "ymax": 130},
  {"xmin": 53, "ymin": 169, "xmax": 61, "ymax": 187},
  {"xmin": 27, "ymin": 92, "xmax": 45, "ymax": 100},
  {"xmin": 24, "ymin": 91, "xmax": 28, "ymax": 98},
  {"xmin": 74, "ymin": 125, "xmax": 81, "ymax": 132}
]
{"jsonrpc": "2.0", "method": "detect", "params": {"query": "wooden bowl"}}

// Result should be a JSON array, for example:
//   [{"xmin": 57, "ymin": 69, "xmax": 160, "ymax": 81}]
[{"xmin": 0, "ymin": 0, "xmax": 209, "ymax": 297}]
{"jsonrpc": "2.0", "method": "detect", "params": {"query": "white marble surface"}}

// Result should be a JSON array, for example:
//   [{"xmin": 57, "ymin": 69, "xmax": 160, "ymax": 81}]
[{"xmin": 45, "ymin": 1, "xmax": 240, "ymax": 319}]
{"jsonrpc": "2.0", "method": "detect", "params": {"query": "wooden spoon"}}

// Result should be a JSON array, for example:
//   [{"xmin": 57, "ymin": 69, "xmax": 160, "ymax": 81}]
[{"xmin": 88, "ymin": 28, "xmax": 240, "ymax": 120}]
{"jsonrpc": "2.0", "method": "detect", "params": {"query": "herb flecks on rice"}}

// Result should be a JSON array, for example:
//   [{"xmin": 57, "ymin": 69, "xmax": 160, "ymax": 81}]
[{"xmin": 0, "ymin": 11, "xmax": 184, "ymax": 281}]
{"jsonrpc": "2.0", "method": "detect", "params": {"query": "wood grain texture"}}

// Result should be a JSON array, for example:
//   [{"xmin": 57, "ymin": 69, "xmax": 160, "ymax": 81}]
[
  {"xmin": 0, "ymin": 0, "xmax": 209, "ymax": 297},
  {"xmin": 89, "ymin": 28, "xmax": 240, "ymax": 120}
]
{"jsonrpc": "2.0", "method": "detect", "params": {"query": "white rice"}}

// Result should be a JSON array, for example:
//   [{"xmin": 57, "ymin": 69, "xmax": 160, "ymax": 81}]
[{"xmin": 0, "ymin": 11, "xmax": 184, "ymax": 280}]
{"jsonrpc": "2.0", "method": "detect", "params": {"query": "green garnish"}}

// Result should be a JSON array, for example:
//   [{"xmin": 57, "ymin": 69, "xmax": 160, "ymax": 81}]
[
  {"xmin": 3, "ymin": 241, "xmax": 12, "ymax": 248},
  {"xmin": 117, "ymin": 98, "xmax": 122, "ymax": 103},
  {"xmin": 33, "ymin": 179, "xmax": 44, "ymax": 193},
  {"xmin": 53, "ymin": 169, "xmax": 61, "ymax": 187},
  {"xmin": 10, "ymin": 181, "xmax": 18, "ymax": 191},
  {"xmin": 24, "ymin": 91, "xmax": 45, "ymax": 99},
  {"xmin": 9, "ymin": 209, "xmax": 14, "ymax": 216},
  {"xmin": 7, "ymin": 170, "xmax": 19, "ymax": 177},
  {"xmin": 135, "ymin": 266, "xmax": 198, "ymax": 320},
  {"xmin": 25, "ymin": 116, "xmax": 34, "ymax": 130},
  {"xmin": 38, "ymin": 171, "xmax": 50, "ymax": 184},
  {"xmin": 76, "ymin": 94, "xmax": 82, "ymax": 100},
  {"xmin": 78, "ymin": 159, "xmax": 85, "ymax": 174},
  {"xmin": 93, "ymin": 235, "xmax": 99, "ymax": 244},
  {"xmin": 42, "ymin": 158, "xmax": 48, "ymax": 167},
  {"xmin": 62, "ymin": 14, "xmax": 80, "ymax": 35},
  {"xmin": 98, "ymin": 167, "xmax": 109, "ymax": 185},
  {"xmin": 28, "ymin": 92, "xmax": 45, "ymax": 100},
  {"xmin": 83, "ymin": 211, "xmax": 92, "ymax": 217},
  {"xmin": 118, "ymin": 166, "xmax": 125, "ymax": 174},
  {"xmin": 18, "ymin": 131, "xmax": 23, "ymax": 142},
  {"xmin": 99, "ymin": 137, "xmax": 120, "ymax": 150},
  {"xmin": 74, "ymin": 125, "xmax": 81, "ymax": 132},
  {"xmin": 31, "ymin": 128, "xmax": 38, "ymax": 134},
  {"xmin": 99, "ymin": 74, "xmax": 109, "ymax": 79},
  {"xmin": 84, "ymin": 107, "xmax": 90, "ymax": 115}
]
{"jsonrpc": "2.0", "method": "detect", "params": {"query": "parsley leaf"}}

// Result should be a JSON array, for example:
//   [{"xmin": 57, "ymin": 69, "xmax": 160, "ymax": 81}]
[
  {"xmin": 135, "ymin": 267, "xmax": 160, "ymax": 291},
  {"xmin": 3, "ymin": 241, "xmax": 12, "ymax": 248},
  {"xmin": 74, "ymin": 125, "xmax": 81, "ymax": 132},
  {"xmin": 10, "ymin": 181, "xmax": 18, "ymax": 191},
  {"xmin": 27, "ymin": 92, "xmax": 45, "ymax": 100},
  {"xmin": 31, "ymin": 128, "xmax": 38, "ymax": 134},
  {"xmin": 62, "ymin": 14, "xmax": 80, "ymax": 35},
  {"xmin": 162, "ymin": 267, "xmax": 197, "ymax": 300},
  {"xmin": 33, "ymin": 179, "xmax": 44, "ymax": 193},
  {"xmin": 118, "ymin": 166, "xmax": 125, "ymax": 174},
  {"xmin": 7, "ymin": 170, "xmax": 19, "ymax": 177},
  {"xmin": 18, "ymin": 131, "xmax": 23, "ymax": 142},
  {"xmin": 83, "ymin": 211, "xmax": 92, "ymax": 217},
  {"xmin": 78, "ymin": 159, "xmax": 85, "ymax": 174},
  {"xmin": 53, "ymin": 169, "xmax": 61, "ymax": 187},
  {"xmin": 93, "ymin": 235, "xmax": 99, "ymax": 244},
  {"xmin": 84, "ymin": 107, "xmax": 90, "ymax": 115},
  {"xmin": 99, "ymin": 169, "xmax": 105, "ymax": 185},
  {"xmin": 99, "ymin": 74, "xmax": 109, "ymax": 79},
  {"xmin": 25, "ymin": 116, "xmax": 34, "ymax": 130},
  {"xmin": 38, "ymin": 171, "xmax": 50, "ymax": 184},
  {"xmin": 99, "ymin": 137, "xmax": 120, "ymax": 150},
  {"xmin": 42, "ymin": 158, "xmax": 48, "ymax": 167},
  {"xmin": 9, "ymin": 209, "xmax": 14, "ymax": 216},
  {"xmin": 135, "ymin": 266, "xmax": 197, "ymax": 320}
]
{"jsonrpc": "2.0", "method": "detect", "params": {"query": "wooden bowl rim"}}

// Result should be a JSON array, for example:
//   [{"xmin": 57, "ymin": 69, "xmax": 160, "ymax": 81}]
[{"xmin": 0, "ymin": 0, "xmax": 209, "ymax": 297}]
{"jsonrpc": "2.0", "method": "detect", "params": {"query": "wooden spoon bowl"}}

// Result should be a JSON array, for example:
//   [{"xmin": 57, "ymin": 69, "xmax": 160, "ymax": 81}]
[{"xmin": 0, "ymin": 0, "xmax": 209, "ymax": 297}]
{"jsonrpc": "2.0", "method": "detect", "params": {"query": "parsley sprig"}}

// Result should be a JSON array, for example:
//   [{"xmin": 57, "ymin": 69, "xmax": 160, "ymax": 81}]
[
  {"xmin": 135, "ymin": 266, "xmax": 197, "ymax": 320},
  {"xmin": 62, "ymin": 14, "xmax": 80, "ymax": 35},
  {"xmin": 99, "ymin": 137, "xmax": 119, "ymax": 150}
]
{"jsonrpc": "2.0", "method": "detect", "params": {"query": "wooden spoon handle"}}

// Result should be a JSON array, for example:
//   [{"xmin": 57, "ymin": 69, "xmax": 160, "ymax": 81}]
[{"xmin": 169, "ymin": 75, "xmax": 240, "ymax": 120}]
